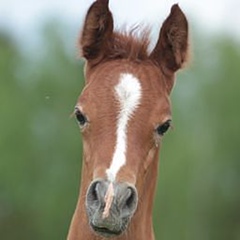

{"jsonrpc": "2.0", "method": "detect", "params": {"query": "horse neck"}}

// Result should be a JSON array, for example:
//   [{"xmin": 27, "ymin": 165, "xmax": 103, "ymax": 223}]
[{"xmin": 67, "ymin": 152, "xmax": 159, "ymax": 240}]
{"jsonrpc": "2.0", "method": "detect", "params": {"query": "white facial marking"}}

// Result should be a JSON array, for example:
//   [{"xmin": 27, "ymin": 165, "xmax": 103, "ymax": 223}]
[{"xmin": 106, "ymin": 73, "xmax": 142, "ymax": 182}]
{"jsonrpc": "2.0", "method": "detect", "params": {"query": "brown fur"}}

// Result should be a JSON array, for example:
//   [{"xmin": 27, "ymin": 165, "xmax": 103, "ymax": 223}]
[
  {"xmin": 105, "ymin": 30, "xmax": 150, "ymax": 62},
  {"xmin": 68, "ymin": 1, "xmax": 189, "ymax": 239}
]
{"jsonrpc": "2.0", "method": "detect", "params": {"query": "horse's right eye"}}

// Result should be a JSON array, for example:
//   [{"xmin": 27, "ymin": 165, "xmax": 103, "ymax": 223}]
[{"xmin": 75, "ymin": 109, "xmax": 87, "ymax": 127}]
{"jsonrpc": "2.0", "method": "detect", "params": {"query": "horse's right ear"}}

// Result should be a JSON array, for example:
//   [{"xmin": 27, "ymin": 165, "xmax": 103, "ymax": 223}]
[{"xmin": 80, "ymin": 0, "xmax": 113, "ymax": 61}]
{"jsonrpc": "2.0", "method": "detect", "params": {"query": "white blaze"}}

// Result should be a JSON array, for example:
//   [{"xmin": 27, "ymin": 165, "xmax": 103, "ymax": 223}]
[{"xmin": 106, "ymin": 73, "xmax": 142, "ymax": 182}]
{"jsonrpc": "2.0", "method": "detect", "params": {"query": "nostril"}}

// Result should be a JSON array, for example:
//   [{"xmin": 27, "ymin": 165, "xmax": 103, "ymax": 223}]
[
  {"xmin": 86, "ymin": 180, "xmax": 109, "ymax": 218},
  {"xmin": 92, "ymin": 182, "xmax": 99, "ymax": 201},
  {"xmin": 124, "ymin": 186, "xmax": 137, "ymax": 211},
  {"xmin": 126, "ymin": 187, "xmax": 136, "ymax": 208},
  {"xmin": 87, "ymin": 181, "xmax": 100, "ymax": 203}
]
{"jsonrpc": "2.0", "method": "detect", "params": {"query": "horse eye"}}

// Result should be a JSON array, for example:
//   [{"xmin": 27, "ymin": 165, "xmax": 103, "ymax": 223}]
[
  {"xmin": 75, "ymin": 109, "xmax": 87, "ymax": 126},
  {"xmin": 156, "ymin": 120, "xmax": 171, "ymax": 136}
]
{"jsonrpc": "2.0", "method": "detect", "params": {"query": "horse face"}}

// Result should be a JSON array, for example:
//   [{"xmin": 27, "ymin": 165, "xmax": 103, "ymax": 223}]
[{"xmin": 74, "ymin": 0, "xmax": 188, "ymax": 237}]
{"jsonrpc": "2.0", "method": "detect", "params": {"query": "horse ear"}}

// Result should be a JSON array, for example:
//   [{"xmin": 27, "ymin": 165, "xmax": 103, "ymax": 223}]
[
  {"xmin": 150, "ymin": 4, "xmax": 189, "ymax": 73},
  {"xmin": 80, "ymin": 0, "xmax": 113, "ymax": 61}
]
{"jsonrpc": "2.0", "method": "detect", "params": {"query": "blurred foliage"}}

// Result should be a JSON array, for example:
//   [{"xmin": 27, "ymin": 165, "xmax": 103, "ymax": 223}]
[
  {"xmin": 0, "ymin": 22, "xmax": 240, "ymax": 240},
  {"xmin": 0, "ymin": 25, "xmax": 84, "ymax": 239}
]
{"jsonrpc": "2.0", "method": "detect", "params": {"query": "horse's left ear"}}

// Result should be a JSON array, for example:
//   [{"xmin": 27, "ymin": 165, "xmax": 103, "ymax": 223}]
[{"xmin": 150, "ymin": 4, "xmax": 189, "ymax": 74}]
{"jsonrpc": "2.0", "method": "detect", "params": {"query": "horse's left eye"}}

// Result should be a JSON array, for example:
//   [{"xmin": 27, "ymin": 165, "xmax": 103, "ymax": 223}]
[
  {"xmin": 75, "ymin": 109, "xmax": 87, "ymax": 127},
  {"xmin": 156, "ymin": 120, "xmax": 171, "ymax": 136}
]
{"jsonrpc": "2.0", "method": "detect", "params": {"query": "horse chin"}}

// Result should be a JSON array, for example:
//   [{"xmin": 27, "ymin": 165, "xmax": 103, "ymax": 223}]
[
  {"xmin": 90, "ymin": 222, "xmax": 124, "ymax": 238},
  {"xmin": 89, "ymin": 215, "xmax": 129, "ymax": 238}
]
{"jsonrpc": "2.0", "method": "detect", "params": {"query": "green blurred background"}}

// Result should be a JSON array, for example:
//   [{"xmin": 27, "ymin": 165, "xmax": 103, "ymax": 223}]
[{"xmin": 0, "ymin": 1, "xmax": 240, "ymax": 239}]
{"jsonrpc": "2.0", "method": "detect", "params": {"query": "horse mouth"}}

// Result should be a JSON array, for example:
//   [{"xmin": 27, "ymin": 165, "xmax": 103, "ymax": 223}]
[{"xmin": 90, "ymin": 222, "xmax": 122, "ymax": 237}]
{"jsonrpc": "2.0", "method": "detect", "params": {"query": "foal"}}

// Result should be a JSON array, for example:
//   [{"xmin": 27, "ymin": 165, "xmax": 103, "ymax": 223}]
[{"xmin": 68, "ymin": 0, "xmax": 189, "ymax": 239}]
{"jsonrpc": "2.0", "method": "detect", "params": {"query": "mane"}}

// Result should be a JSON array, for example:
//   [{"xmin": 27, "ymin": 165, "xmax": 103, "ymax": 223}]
[
  {"xmin": 79, "ymin": 27, "xmax": 151, "ymax": 63},
  {"xmin": 107, "ymin": 28, "xmax": 150, "ymax": 62}
]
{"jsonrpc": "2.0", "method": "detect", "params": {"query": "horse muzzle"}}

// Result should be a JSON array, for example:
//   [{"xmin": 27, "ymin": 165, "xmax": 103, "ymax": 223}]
[{"xmin": 85, "ymin": 179, "xmax": 138, "ymax": 237}]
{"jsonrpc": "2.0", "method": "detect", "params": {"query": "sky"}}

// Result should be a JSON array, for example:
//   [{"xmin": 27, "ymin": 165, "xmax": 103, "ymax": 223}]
[{"xmin": 0, "ymin": 0, "xmax": 239, "ymax": 47}]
